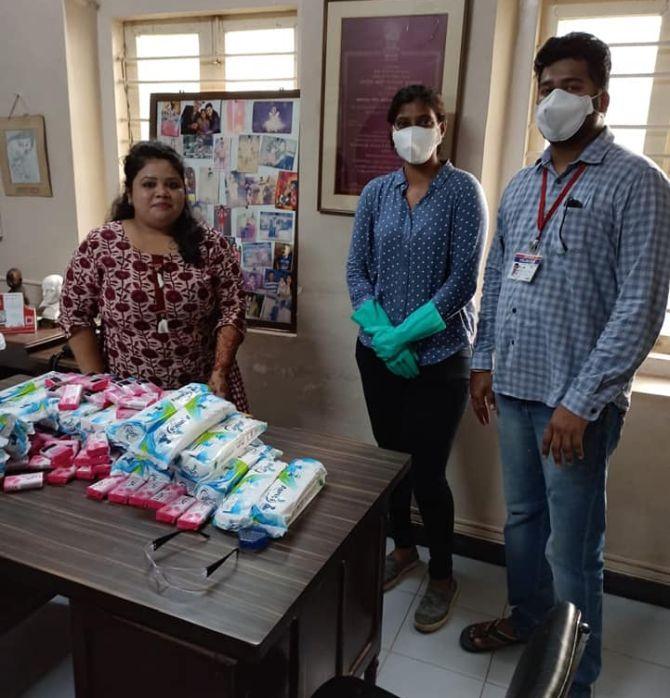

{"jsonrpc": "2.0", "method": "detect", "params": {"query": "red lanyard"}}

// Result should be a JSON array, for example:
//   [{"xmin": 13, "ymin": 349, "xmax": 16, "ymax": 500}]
[{"xmin": 536, "ymin": 163, "xmax": 586, "ymax": 240}]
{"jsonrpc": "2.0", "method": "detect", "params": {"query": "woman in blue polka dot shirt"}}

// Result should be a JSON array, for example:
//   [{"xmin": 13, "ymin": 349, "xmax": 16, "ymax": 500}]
[{"xmin": 347, "ymin": 84, "xmax": 488, "ymax": 633}]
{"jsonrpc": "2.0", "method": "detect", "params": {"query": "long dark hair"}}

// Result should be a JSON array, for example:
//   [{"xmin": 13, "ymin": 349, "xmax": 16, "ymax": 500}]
[{"xmin": 109, "ymin": 141, "xmax": 203, "ymax": 264}]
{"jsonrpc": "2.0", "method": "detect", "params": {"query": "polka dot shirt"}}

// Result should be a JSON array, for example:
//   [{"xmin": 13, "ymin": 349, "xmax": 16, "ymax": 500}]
[{"xmin": 346, "ymin": 163, "xmax": 488, "ymax": 365}]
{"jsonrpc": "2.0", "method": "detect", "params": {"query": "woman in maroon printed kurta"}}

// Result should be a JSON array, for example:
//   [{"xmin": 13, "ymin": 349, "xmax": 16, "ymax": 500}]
[{"xmin": 60, "ymin": 141, "xmax": 248, "ymax": 411}]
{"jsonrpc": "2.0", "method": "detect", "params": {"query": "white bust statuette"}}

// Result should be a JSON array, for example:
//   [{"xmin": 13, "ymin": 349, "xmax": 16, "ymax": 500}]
[{"xmin": 39, "ymin": 274, "xmax": 63, "ymax": 321}]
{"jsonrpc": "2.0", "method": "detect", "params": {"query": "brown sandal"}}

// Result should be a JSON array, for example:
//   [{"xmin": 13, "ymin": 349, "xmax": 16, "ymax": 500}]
[{"xmin": 459, "ymin": 618, "xmax": 525, "ymax": 653}]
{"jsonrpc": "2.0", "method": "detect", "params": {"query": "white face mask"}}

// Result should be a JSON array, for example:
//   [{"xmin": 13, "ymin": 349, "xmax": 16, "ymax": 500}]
[
  {"xmin": 536, "ymin": 88, "xmax": 598, "ymax": 143},
  {"xmin": 392, "ymin": 125, "xmax": 442, "ymax": 164}
]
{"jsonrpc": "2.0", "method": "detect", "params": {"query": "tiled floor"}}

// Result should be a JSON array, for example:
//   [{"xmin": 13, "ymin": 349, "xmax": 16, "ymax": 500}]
[{"xmin": 5, "ymin": 545, "xmax": 670, "ymax": 697}]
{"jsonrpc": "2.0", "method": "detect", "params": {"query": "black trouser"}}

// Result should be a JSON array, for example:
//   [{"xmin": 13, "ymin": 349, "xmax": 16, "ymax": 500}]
[{"xmin": 356, "ymin": 341, "xmax": 470, "ymax": 580}]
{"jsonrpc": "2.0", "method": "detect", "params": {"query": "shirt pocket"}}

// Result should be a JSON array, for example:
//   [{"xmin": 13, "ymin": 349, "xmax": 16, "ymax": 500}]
[{"xmin": 546, "ymin": 196, "xmax": 617, "ymax": 277}]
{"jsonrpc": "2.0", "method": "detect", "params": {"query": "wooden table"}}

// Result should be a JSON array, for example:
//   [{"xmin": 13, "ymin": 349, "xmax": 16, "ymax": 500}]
[
  {"xmin": 3, "ymin": 326, "xmax": 65, "ymax": 351},
  {"xmin": 0, "ymin": 375, "xmax": 409, "ymax": 697},
  {"xmin": 0, "ymin": 327, "xmax": 69, "ymax": 376}
]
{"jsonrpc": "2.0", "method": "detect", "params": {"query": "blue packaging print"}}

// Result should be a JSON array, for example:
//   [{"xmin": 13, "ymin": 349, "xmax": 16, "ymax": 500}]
[
  {"xmin": 251, "ymin": 459, "xmax": 327, "ymax": 538},
  {"xmin": 179, "ymin": 414, "xmax": 267, "ymax": 480},
  {"xmin": 106, "ymin": 383, "xmax": 209, "ymax": 449},
  {"xmin": 58, "ymin": 401, "xmax": 102, "ymax": 435},
  {"xmin": 111, "ymin": 452, "xmax": 171, "ymax": 483},
  {"xmin": 213, "ymin": 458, "xmax": 286, "ymax": 532},
  {"xmin": 135, "ymin": 392, "xmax": 234, "ymax": 469},
  {"xmin": 82, "ymin": 405, "xmax": 118, "ymax": 433},
  {"xmin": 1, "ymin": 389, "xmax": 55, "ymax": 425}
]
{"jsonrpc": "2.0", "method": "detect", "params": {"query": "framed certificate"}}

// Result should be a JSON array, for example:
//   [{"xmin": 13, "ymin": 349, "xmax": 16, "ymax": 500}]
[{"xmin": 318, "ymin": 0, "xmax": 468, "ymax": 215}]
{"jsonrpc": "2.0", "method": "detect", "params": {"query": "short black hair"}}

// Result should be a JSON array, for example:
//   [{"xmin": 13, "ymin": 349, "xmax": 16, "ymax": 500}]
[
  {"xmin": 387, "ymin": 85, "xmax": 447, "ymax": 125},
  {"xmin": 534, "ymin": 32, "xmax": 611, "ymax": 90}
]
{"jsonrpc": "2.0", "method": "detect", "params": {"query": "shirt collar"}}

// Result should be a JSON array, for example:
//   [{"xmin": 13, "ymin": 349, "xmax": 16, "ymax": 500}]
[
  {"xmin": 535, "ymin": 127, "xmax": 615, "ymax": 171},
  {"xmin": 393, "ymin": 160, "xmax": 454, "ymax": 189}
]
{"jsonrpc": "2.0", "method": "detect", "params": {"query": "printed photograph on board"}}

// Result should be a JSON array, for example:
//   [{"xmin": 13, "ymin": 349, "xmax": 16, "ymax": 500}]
[
  {"xmin": 225, "ymin": 100, "xmax": 247, "ymax": 134},
  {"xmin": 159, "ymin": 100, "xmax": 181, "ymax": 137},
  {"xmin": 275, "ymin": 171, "xmax": 298, "ymax": 210},
  {"xmin": 252, "ymin": 101, "xmax": 293, "ymax": 134},
  {"xmin": 241, "ymin": 241, "xmax": 273, "ymax": 270},
  {"xmin": 226, "ymin": 172, "xmax": 277, "ymax": 207},
  {"xmin": 243, "ymin": 270, "xmax": 264, "ymax": 293},
  {"xmin": 181, "ymin": 100, "xmax": 221, "ymax": 135},
  {"xmin": 273, "ymin": 243, "xmax": 293, "ymax": 272},
  {"xmin": 196, "ymin": 166, "xmax": 219, "ymax": 204},
  {"xmin": 184, "ymin": 166, "xmax": 196, "ymax": 203},
  {"xmin": 259, "ymin": 135, "xmax": 297, "ymax": 170},
  {"xmin": 258, "ymin": 211, "xmax": 294, "ymax": 243},
  {"xmin": 191, "ymin": 201, "xmax": 213, "ymax": 227},
  {"xmin": 260, "ymin": 295, "xmax": 292, "ymax": 323},
  {"xmin": 183, "ymin": 134, "xmax": 213, "ymax": 159},
  {"xmin": 236, "ymin": 135, "xmax": 261, "ymax": 173},
  {"xmin": 158, "ymin": 135, "xmax": 183, "ymax": 155},
  {"xmin": 212, "ymin": 134, "xmax": 231, "ymax": 170},
  {"xmin": 246, "ymin": 292, "xmax": 265, "ymax": 319},
  {"xmin": 213, "ymin": 205, "xmax": 231, "ymax": 236},
  {"xmin": 235, "ymin": 209, "xmax": 258, "ymax": 242}
]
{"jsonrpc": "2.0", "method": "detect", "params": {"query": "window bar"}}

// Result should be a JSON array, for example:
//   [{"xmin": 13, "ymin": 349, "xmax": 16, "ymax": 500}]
[{"xmin": 610, "ymin": 72, "xmax": 670, "ymax": 79}]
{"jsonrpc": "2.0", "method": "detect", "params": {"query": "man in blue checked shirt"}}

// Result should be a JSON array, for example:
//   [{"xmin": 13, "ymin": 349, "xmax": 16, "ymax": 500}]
[{"xmin": 460, "ymin": 33, "xmax": 670, "ymax": 697}]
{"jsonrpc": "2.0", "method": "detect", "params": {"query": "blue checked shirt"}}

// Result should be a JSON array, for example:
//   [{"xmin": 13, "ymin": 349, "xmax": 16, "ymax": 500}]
[
  {"xmin": 347, "ymin": 162, "xmax": 488, "ymax": 365},
  {"xmin": 472, "ymin": 129, "xmax": 670, "ymax": 420}
]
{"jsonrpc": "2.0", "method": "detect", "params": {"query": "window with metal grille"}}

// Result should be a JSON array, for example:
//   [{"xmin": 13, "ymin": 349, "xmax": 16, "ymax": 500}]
[
  {"xmin": 120, "ymin": 13, "xmax": 298, "ymax": 144},
  {"xmin": 529, "ymin": 1, "xmax": 670, "ymax": 350}
]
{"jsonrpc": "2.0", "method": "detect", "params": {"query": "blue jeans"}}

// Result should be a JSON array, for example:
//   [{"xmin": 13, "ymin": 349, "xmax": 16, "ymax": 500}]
[{"xmin": 496, "ymin": 394, "xmax": 624, "ymax": 696}]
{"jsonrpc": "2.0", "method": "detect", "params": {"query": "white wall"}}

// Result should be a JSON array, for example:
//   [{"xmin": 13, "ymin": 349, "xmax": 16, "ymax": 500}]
[{"xmin": 0, "ymin": 1, "xmax": 78, "ymax": 291}]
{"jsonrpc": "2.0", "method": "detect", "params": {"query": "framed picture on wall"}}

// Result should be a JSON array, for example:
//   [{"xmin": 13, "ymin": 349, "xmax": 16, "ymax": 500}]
[
  {"xmin": 0, "ymin": 115, "xmax": 52, "ymax": 197},
  {"xmin": 318, "ymin": 0, "xmax": 469, "ymax": 215},
  {"xmin": 150, "ymin": 90, "xmax": 300, "ymax": 334}
]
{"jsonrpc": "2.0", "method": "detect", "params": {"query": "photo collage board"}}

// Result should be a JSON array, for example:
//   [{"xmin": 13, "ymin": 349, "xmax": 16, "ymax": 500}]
[{"xmin": 150, "ymin": 91, "xmax": 300, "ymax": 332}]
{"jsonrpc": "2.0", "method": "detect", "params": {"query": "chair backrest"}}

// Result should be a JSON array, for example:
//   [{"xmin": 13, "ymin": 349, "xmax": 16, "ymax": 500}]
[{"xmin": 506, "ymin": 601, "xmax": 590, "ymax": 698}]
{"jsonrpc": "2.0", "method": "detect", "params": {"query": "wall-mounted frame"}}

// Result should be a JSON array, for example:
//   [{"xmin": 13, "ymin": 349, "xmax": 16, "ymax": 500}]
[
  {"xmin": 318, "ymin": 0, "xmax": 468, "ymax": 215},
  {"xmin": 0, "ymin": 115, "xmax": 52, "ymax": 197},
  {"xmin": 150, "ymin": 90, "xmax": 299, "ymax": 334}
]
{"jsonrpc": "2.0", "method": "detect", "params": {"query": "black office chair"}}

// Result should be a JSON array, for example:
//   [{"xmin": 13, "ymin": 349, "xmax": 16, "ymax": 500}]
[{"xmin": 312, "ymin": 602, "xmax": 590, "ymax": 698}]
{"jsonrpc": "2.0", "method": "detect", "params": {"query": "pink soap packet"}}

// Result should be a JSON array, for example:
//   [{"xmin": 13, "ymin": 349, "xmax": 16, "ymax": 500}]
[
  {"xmin": 75, "ymin": 465, "xmax": 96, "ymax": 481},
  {"xmin": 4, "ymin": 472, "xmax": 45, "ymax": 492},
  {"xmin": 27, "ymin": 455, "xmax": 53, "ymax": 471},
  {"xmin": 156, "ymin": 495, "xmax": 196, "ymax": 524},
  {"xmin": 5, "ymin": 458, "xmax": 29, "ymax": 473},
  {"xmin": 85, "ymin": 433, "xmax": 109, "ymax": 458},
  {"xmin": 58, "ymin": 384, "xmax": 83, "ymax": 411},
  {"xmin": 93, "ymin": 463, "xmax": 111, "ymax": 479},
  {"xmin": 128, "ymin": 478, "xmax": 168, "ymax": 508},
  {"xmin": 41, "ymin": 441, "xmax": 79, "ymax": 469},
  {"xmin": 47, "ymin": 465, "xmax": 77, "ymax": 486},
  {"xmin": 145, "ymin": 483, "xmax": 187, "ymax": 511},
  {"xmin": 176, "ymin": 501, "xmax": 215, "ymax": 530},
  {"xmin": 82, "ymin": 375, "xmax": 111, "ymax": 393},
  {"xmin": 115, "ymin": 407, "xmax": 140, "ymax": 421},
  {"xmin": 29, "ymin": 432, "xmax": 53, "ymax": 455},
  {"xmin": 86, "ymin": 474, "xmax": 127, "ymax": 501},
  {"xmin": 108, "ymin": 475, "xmax": 147, "ymax": 504}
]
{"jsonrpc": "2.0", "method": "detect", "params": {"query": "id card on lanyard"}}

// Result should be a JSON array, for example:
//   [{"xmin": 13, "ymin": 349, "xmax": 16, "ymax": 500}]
[{"xmin": 509, "ymin": 162, "xmax": 586, "ymax": 283}]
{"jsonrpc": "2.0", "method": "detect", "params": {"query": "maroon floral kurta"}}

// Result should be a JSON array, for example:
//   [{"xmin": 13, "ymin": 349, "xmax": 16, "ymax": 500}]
[{"xmin": 60, "ymin": 221, "xmax": 248, "ymax": 411}]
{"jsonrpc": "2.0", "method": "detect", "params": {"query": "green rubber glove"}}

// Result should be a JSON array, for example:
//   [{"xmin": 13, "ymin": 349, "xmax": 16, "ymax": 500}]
[
  {"xmin": 352, "ymin": 299, "xmax": 420, "ymax": 379},
  {"xmin": 386, "ymin": 349, "xmax": 420, "ymax": 379},
  {"xmin": 370, "ymin": 301, "xmax": 446, "ymax": 362},
  {"xmin": 351, "ymin": 298, "xmax": 391, "ymax": 332}
]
